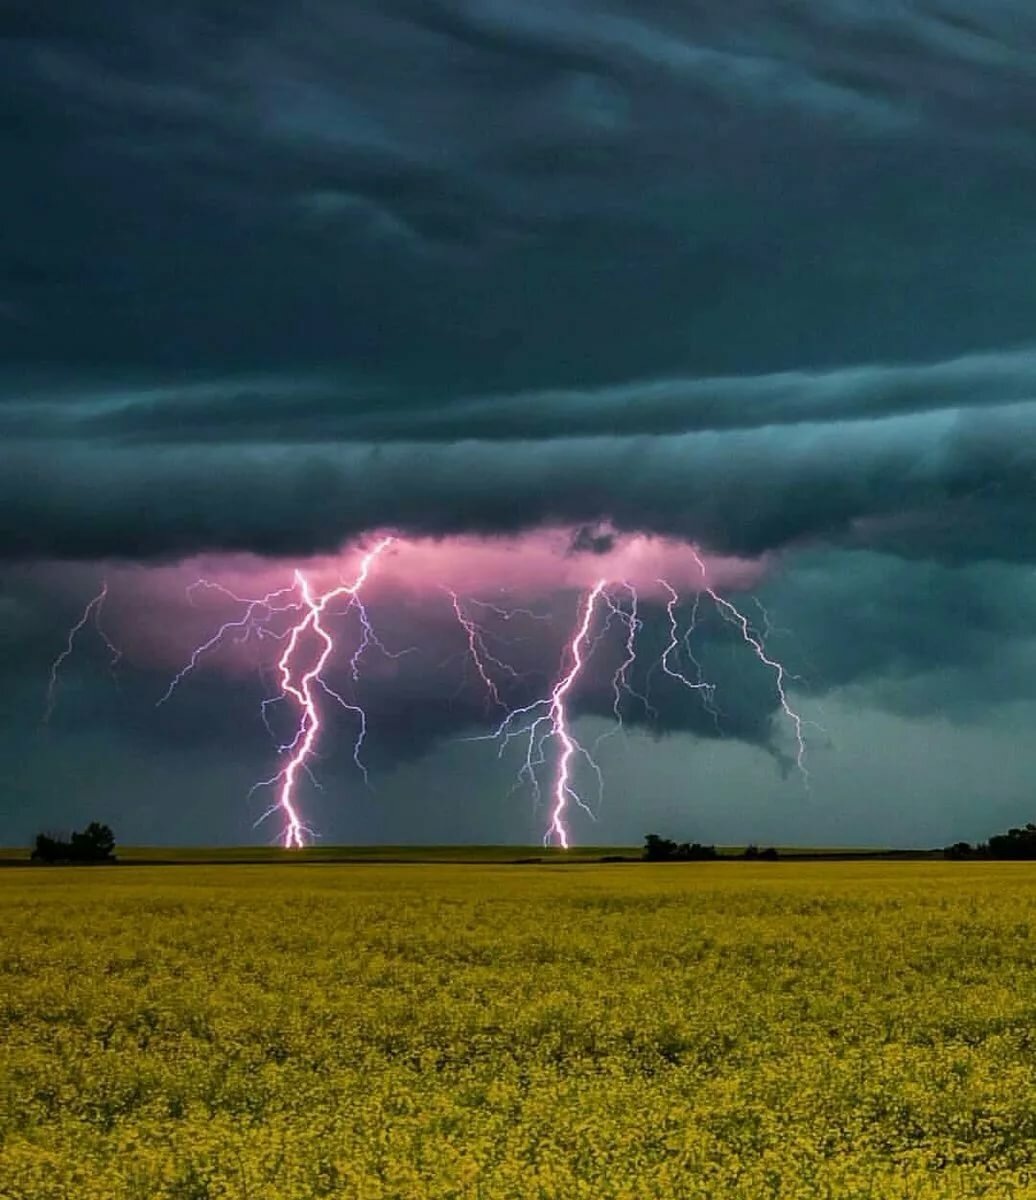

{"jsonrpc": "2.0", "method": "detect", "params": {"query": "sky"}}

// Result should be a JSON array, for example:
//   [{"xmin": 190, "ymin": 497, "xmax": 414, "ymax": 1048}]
[{"xmin": 3, "ymin": 1, "xmax": 1036, "ymax": 848}]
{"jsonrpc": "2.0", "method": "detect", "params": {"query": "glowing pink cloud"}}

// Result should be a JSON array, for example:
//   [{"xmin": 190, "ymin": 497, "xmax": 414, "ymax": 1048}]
[
  {"xmin": 32, "ymin": 527, "xmax": 765, "ymax": 672},
  {"xmin": 34, "ymin": 525, "xmax": 810, "ymax": 848},
  {"xmin": 374, "ymin": 528, "xmax": 765, "ymax": 599}
]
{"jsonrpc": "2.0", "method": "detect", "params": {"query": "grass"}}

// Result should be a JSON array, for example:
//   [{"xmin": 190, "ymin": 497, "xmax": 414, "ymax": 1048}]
[{"xmin": 2, "ymin": 861, "xmax": 1035, "ymax": 1198}]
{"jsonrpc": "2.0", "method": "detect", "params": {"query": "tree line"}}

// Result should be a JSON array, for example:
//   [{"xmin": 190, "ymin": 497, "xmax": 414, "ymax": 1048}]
[
  {"xmin": 31, "ymin": 822, "xmax": 116, "ymax": 864},
  {"xmin": 944, "ymin": 823, "xmax": 1036, "ymax": 860},
  {"xmin": 644, "ymin": 821, "xmax": 1036, "ymax": 862},
  {"xmin": 24, "ymin": 819, "xmax": 1036, "ymax": 864},
  {"xmin": 643, "ymin": 834, "xmax": 778, "ymax": 861}
]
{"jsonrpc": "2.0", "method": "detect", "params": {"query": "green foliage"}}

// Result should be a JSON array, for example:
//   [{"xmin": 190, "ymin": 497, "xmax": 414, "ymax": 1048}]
[
  {"xmin": 742, "ymin": 845, "xmax": 779, "ymax": 861},
  {"xmin": 944, "ymin": 822, "xmax": 1036, "ymax": 860},
  {"xmin": 988, "ymin": 823, "xmax": 1036, "ymax": 860},
  {"xmin": 31, "ymin": 822, "xmax": 116, "ymax": 864},
  {"xmin": 643, "ymin": 834, "xmax": 718, "ymax": 861}
]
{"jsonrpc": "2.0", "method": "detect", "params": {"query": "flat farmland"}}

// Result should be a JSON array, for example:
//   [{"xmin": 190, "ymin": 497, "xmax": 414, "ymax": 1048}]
[{"xmin": 2, "ymin": 862, "xmax": 1035, "ymax": 1199}]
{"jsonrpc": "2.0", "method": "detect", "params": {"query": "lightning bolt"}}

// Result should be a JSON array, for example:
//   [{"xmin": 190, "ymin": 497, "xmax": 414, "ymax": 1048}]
[
  {"xmin": 547, "ymin": 579, "xmax": 609, "ymax": 847},
  {"xmin": 690, "ymin": 548, "xmax": 809, "ymax": 784},
  {"xmin": 465, "ymin": 597, "xmax": 552, "ymax": 622},
  {"xmin": 44, "ymin": 581, "xmax": 121, "ymax": 723},
  {"xmin": 255, "ymin": 537, "xmax": 395, "ymax": 847},
  {"xmin": 658, "ymin": 579, "xmax": 718, "ymax": 708},
  {"xmin": 446, "ymin": 589, "xmax": 522, "ymax": 710},
  {"xmin": 593, "ymin": 583, "xmax": 655, "ymax": 752},
  {"xmin": 157, "ymin": 583, "xmax": 301, "ymax": 706},
  {"xmin": 40, "ymin": 537, "xmax": 811, "ymax": 850},
  {"xmin": 160, "ymin": 538, "xmax": 396, "ymax": 846},
  {"xmin": 682, "ymin": 590, "xmax": 724, "ymax": 731},
  {"xmin": 472, "ymin": 580, "xmax": 607, "ymax": 848}
]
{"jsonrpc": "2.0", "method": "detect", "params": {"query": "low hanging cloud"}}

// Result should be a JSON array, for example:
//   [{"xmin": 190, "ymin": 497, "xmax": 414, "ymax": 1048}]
[{"xmin": 2, "ymin": 367, "xmax": 1035, "ymax": 562}]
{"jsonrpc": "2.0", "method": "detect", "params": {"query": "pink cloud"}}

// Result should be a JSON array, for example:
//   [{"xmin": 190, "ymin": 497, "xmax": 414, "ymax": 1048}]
[{"xmin": 30, "ymin": 526, "xmax": 768, "ymax": 674}]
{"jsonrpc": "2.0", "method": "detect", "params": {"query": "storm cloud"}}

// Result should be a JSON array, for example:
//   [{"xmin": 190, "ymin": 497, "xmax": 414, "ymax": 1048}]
[
  {"xmin": 3, "ymin": 1, "xmax": 1036, "ymax": 844},
  {"xmin": 2, "ymin": 392, "xmax": 1035, "ymax": 562}
]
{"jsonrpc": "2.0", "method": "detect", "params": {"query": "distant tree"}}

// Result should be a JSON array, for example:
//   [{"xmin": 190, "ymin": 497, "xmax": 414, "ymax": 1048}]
[
  {"xmin": 943, "ymin": 823, "xmax": 1036, "ymax": 860},
  {"xmin": 31, "ymin": 822, "xmax": 116, "ymax": 864},
  {"xmin": 75, "ymin": 822, "xmax": 116, "ymax": 861},
  {"xmin": 675, "ymin": 842, "xmax": 718, "ymax": 861},
  {"xmin": 644, "ymin": 835, "xmax": 724, "ymax": 862},
  {"xmin": 645, "ymin": 835, "xmax": 773, "ymax": 862},
  {"xmin": 988, "ymin": 823, "xmax": 1036, "ymax": 860},
  {"xmin": 644, "ymin": 834, "xmax": 678, "ymax": 861},
  {"xmin": 31, "ymin": 832, "xmax": 65, "ymax": 863}
]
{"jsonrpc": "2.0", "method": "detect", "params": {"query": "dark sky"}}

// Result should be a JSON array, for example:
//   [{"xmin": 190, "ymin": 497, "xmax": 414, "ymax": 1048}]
[{"xmin": 2, "ymin": 1, "xmax": 1036, "ymax": 847}]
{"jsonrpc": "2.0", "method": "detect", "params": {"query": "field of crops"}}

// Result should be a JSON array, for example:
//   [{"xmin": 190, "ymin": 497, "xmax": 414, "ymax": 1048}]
[{"xmin": 2, "ymin": 861, "xmax": 1036, "ymax": 1199}]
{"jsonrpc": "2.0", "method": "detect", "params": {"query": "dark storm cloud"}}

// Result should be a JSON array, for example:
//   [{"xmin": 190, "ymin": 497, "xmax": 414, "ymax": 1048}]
[
  {"xmin": 5, "ymin": 0, "xmax": 1036, "ymax": 381},
  {"xmin": 2, "ymin": 393, "xmax": 1036, "ymax": 562},
  {"xmin": 4, "ymin": 1, "xmax": 1036, "ymax": 564},
  {"xmin": 756, "ymin": 551, "xmax": 1036, "ymax": 716},
  {"xmin": 9, "ymin": 346, "xmax": 1036, "ymax": 444},
  {"xmin": 569, "ymin": 526, "xmax": 616, "ymax": 555},
  {"xmin": 5, "ymin": 1, "xmax": 1036, "ymax": 843}
]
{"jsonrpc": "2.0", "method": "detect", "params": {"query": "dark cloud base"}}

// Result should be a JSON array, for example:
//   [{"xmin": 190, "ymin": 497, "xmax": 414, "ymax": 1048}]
[{"xmin": 4, "ymin": 393, "xmax": 1036, "ymax": 564}]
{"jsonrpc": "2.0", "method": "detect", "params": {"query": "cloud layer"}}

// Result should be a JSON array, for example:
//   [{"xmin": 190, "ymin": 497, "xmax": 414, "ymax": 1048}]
[
  {"xmin": 3, "ymin": 2, "xmax": 1036, "ymax": 843},
  {"xmin": 4, "ymin": 0, "xmax": 1036, "ymax": 563},
  {"xmin": 3, "ymin": 374, "xmax": 1036, "ymax": 562}
]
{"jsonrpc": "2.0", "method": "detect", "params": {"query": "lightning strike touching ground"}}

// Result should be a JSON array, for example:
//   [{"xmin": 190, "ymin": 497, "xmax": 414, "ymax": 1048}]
[
  {"xmin": 43, "ymin": 581, "xmax": 120, "ymax": 723},
  {"xmin": 690, "ymin": 549, "xmax": 809, "ymax": 784},
  {"xmin": 158, "ymin": 539, "xmax": 395, "ymax": 846},
  {"xmin": 472, "ymin": 580, "xmax": 608, "ymax": 848},
  {"xmin": 546, "ymin": 580, "xmax": 609, "ymax": 847},
  {"xmin": 251, "ymin": 537, "xmax": 395, "ymax": 847},
  {"xmin": 39, "ymin": 537, "xmax": 811, "ymax": 850}
]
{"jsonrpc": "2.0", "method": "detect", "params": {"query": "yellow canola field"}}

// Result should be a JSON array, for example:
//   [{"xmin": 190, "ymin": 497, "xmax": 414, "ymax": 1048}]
[{"xmin": 2, "ymin": 861, "xmax": 1035, "ymax": 1199}]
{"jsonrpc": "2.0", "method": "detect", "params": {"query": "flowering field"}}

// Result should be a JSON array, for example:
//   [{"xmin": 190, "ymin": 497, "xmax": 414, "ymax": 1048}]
[{"xmin": 2, "ymin": 861, "xmax": 1035, "ymax": 1199}]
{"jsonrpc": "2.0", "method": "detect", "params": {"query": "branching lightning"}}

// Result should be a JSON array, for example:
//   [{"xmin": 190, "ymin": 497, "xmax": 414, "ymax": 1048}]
[
  {"xmin": 443, "ymin": 560, "xmax": 808, "ymax": 841},
  {"xmin": 42, "ymin": 535, "xmax": 812, "ymax": 849},
  {"xmin": 593, "ymin": 583, "xmax": 655, "ymax": 753},
  {"xmin": 44, "ymin": 581, "xmax": 121, "ymax": 723},
  {"xmin": 546, "ymin": 579, "xmax": 608, "ymax": 847},
  {"xmin": 467, "ymin": 580, "xmax": 608, "ymax": 848},
  {"xmin": 658, "ymin": 580, "xmax": 717, "ymax": 705},
  {"xmin": 159, "ymin": 538, "xmax": 396, "ymax": 846},
  {"xmin": 157, "ymin": 583, "xmax": 301, "ymax": 707},
  {"xmin": 446, "ymin": 589, "xmax": 521, "ymax": 710},
  {"xmin": 251, "ymin": 537, "xmax": 394, "ymax": 847},
  {"xmin": 690, "ymin": 548, "xmax": 809, "ymax": 783}
]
